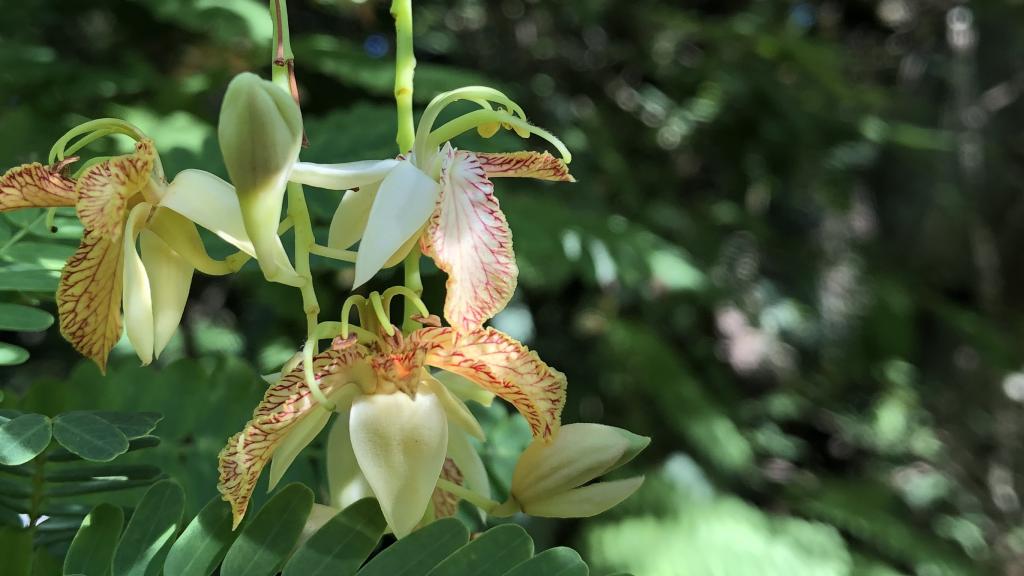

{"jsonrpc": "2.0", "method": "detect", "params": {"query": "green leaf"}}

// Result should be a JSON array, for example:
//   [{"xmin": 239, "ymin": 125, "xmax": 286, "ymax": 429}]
[
  {"xmin": 0, "ymin": 526, "xmax": 33, "ymax": 576},
  {"xmin": 426, "ymin": 524, "xmax": 534, "ymax": 576},
  {"xmin": 504, "ymin": 548, "xmax": 589, "ymax": 576},
  {"xmin": 46, "ymin": 476, "xmax": 166, "ymax": 497},
  {"xmin": 163, "ymin": 497, "xmax": 238, "ymax": 576},
  {"xmin": 0, "ymin": 269, "xmax": 60, "ymax": 292},
  {"xmin": 0, "ymin": 342, "xmax": 30, "ymax": 366},
  {"xmin": 48, "ymin": 436, "xmax": 160, "ymax": 463},
  {"xmin": 64, "ymin": 503, "xmax": 125, "ymax": 576},
  {"xmin": 0, "ymin": 304, "xmax": 53, "ymax": 331},
  {"xmin": 220, "ymin": 483, "xmax": 314, "ymax": 576},
  {"xmin": 53, "ymin": 412, "xmax": 130, "ymax": 462},
  {"xmin": 0, "ymin": 413, "xmax": 51, "ymax": 465},
  {"xmin": 3, "ymin": 242, "xmax": 76, "ymax": 270},
  {"xmin": 357, "ymin": 518, "xmax": 469, "ymax": 576},
  {"xmin": 46, "ymin": 464, "xmax": 162, "ymax": 483},
  {"xmin": 283, "ymin": 499, "xmax": 386, "ymax": 576},
  {"xmin": 112, "ymin": 480, "xmax": 185, "ymax": 576},
  {"xmin": 92, "ymin": 412, "xmax": 163, "ymax": 439}
]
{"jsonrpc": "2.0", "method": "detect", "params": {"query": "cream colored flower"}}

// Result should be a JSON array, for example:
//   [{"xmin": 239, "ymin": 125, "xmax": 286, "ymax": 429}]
[
  {"xmin": 288, "ymin": 87, "xmax": 573, "ymax": 332},
  {"xmin": 217, "ymin": 326, "xmax": 566, "ymax": 537},
  {"xmin": 0, "ymin": 140, "xmax": 252, "ymax": 370}
]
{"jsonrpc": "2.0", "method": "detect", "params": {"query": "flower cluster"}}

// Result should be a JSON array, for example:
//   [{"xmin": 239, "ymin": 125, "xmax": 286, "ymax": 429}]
[{"xmin": 0, "ymin": 1, "xmax": 648, "ymax": 539}]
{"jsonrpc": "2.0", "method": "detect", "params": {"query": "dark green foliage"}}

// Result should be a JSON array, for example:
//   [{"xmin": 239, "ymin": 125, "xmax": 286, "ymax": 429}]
[{"xmin": 2, "ymin": 0, "xmax": 1024, "ymax": 574}]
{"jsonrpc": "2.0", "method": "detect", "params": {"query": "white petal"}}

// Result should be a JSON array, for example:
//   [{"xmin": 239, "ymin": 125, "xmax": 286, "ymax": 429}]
[
  {"xmin": 268, "ymin": 406, "xmax": 331, "ymax": 491},
  {"xmin": 327, "ymin": 183, "xmax": 378, "ymax": 251},
  {"xmin": 522, "ymin": 476, "xmax": 644, "ymax": 518},
  {"xmin": 159, "ymin": 169, "xmax": 255, "ymax": 256},
  {"xmin": 290, "ymin": 160, "xmax": 399, "ymax": 190},
  {"xmin": 122, "ymin": 203, "xmax": 155, "ymax": 365},
  {"xmin": 326, "ymin": 409, "xmax": 373, "ymax": 510},
  {"xmin": 353, "ymin": 160, "xmax": 439, "ymax": 288},
  {"xmin": 349, "ymin": 391, "xmax": 448, "ymax": 538},
  {"xmin": 139, "ymin": 230, "xmax": 193, "ymax": 359}
]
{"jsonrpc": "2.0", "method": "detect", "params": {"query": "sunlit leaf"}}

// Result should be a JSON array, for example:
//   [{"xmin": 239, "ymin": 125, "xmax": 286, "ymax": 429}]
[
  {"xmin": 0, "ymin": 413, "xmax": 51, "ymax": 465},
  {"xmin": 64, "ymin": 503, "xmax": 124, "ymax": 576}
]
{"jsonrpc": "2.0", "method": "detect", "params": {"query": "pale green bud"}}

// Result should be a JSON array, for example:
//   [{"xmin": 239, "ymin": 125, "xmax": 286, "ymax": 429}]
[
  {"xmin": 217, "ymin": 72, "xmax": 303, "ymax": 283},
  {"xmin": 508, "ymin": 423, "xmax": 648, "ymax": 518}
]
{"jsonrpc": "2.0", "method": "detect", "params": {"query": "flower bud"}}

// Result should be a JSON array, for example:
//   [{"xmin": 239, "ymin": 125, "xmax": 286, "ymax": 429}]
[
  {"xmin": 218, "ymin": 72, "xmax": 303, "ymax": 283},
  {"xmin": 508, "ymin": 423, "xmax": 648, "ymax": 518}
]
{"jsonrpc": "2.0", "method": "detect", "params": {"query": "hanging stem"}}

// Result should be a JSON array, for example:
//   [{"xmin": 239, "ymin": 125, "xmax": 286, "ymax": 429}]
[
  {"xmin": 392, "ymin": 0, "xmax": 416, "ymax": 153},
  {"xmin": 288, "ymin": 182, "xmax": 320, "ymax": 336},
  {"xmin": 271, "ymin": 0, "xmax": 321, "ymax": 366},
  {"xmin": 391, "ymin": 0, "xmax": 425, "ymax": 334}
]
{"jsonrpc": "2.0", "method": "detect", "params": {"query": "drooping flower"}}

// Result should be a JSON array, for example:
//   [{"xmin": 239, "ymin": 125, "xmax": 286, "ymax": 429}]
[
  {"xmin": 288, "ymin": 87, "xmax": 574, "ymax": 332},
  {"xmin": 217, "ymin": 325, "xmax": 566, "ymax": 537},
  {"xmin": 0, "ymin": 139, "xmax": 254, "ymax": 370}
]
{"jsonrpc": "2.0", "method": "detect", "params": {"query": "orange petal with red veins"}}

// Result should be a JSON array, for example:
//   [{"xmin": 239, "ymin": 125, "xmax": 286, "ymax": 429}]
[
  {"xmin": 416, "ymin": 326, "xmax": 566, "ymax": 439},
  {"xmin": 56, "ymin": 234, "xmax": 125, "ymax": 373},
  {"xmin": 423, "ymin": 148, "xmax": 517, "ymax": 333},
  {"xmin": 0, "ymin": 162, "xmax": 77, "ymax": 211},
  {"xmin": 473, "ymin": 151, "xmax": 575, "ymax": 182},
  {"xmin": 76, "ymin": 139, "xmax": 156, "ymax": 240},
  {"xmin": 217, "ymin": 345, "xmax": 368, "ymax": 528},
  {"xmin": 431, "ymin": 458, "xmax": 464, "ymax": 519}
]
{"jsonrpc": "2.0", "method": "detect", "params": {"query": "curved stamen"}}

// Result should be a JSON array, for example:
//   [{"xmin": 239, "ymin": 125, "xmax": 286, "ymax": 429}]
[
  {"xmin": 368, "ymin": 291, "xmax": 395, "ymax": 336},
  {"xmin": 428, "ymin": 109, "xmax": 572, "ymax": 164},
  {"xmin": 301, "ymin": 336, "xmax": 334, "ymax": 411},
  {"xmin": 414, "ymin": 87, "xmax": 527, "ymax": 163},
  {"xmin": 381, "ymin": 285, "xmax": 429, "ymax": 320},
  {"xmin": 49, "ymin": 119, "xmax": 146, "ymax": 163},
  {"xmin": 340, "ymin": 294, "xmax": 367, "ymax": 339}
]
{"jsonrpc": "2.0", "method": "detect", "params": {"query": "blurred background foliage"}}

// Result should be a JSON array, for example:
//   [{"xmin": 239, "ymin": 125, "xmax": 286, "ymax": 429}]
[{"xmin": 1, "ymin": 0, "xmax": 1024, "ymax": 574}]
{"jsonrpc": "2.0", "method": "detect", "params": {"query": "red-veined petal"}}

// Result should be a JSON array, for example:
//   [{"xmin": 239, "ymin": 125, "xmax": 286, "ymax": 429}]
[
  {"xmin": 474, "ymin": 151, "xmax": 574, "ymax": 182},
  {"xmin": 76, "ymin": 139, "xmax": 156, "ymax": 240},
  {"xmin": 423, "ymin": 147, "xmax": 517, "ymax": 332},
  {"xmin": 217, "ymin": 344, "xmax": 368, "ymax": 528},
  {"xmin": 0, "ymin": 161, "xmax": 77, "ymax": 211},
  {"xmin": 416, "ymin": 326, "xmax": 566, "ymax": 439},
  {"xmin": 56, "ymin": 233, "xmax": 125, "ymax": 372}
]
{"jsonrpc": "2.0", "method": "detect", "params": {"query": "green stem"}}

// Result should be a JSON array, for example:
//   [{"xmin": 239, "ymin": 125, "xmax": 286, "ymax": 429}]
[
  {"xmin": 272, "ymin": 1, "xmax": 321, "ymax": 388},
  {"xmin": 391, "ymin": 0, "xmax": 426, "ymax": 334},
  {"xmin": 391, "ymin": 0, "xmax": 416, "ymax": 153},
  {"xmin": 402, "ymin": 245, "xmax": 423, "ymax": 333},
  {"xmin": 428, "ymin": 109, "xmax": 572, "ymax": 163},
  {"xmin": 28, "ymin": 452, "xmax": 47, "ymax": 529},
  {"xmin": 270, "ymin": 0, "xmax": 294, "ymax": 93},
  {"xmin": 436, "ymin": 478, "xmax": 499, "ymax": 513},
  {"xmin": 309, "ymin": 244, "xmax": 358, "ymax": 262},
  {"xmin": 287, "ymin": 181, "xmax": 320, "ymax": 337}
]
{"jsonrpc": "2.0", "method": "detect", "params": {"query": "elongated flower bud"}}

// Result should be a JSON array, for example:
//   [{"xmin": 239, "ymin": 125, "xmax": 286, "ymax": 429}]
[
  {"xmin": 218, "ymin": 72, "xmax": 303, "ymax": 283},
  {"xmin": 506, "ymin": 423, "xmax": 648, "ymax": 518}
]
